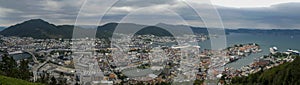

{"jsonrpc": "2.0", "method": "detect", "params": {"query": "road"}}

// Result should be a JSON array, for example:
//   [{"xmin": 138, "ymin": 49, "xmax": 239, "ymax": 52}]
[{"xmin": 32, "ymin": 57, "xmax": 50, "ymax": 82}]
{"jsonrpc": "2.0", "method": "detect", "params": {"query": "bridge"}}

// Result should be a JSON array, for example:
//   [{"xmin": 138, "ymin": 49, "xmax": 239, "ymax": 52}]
[{"xmin": 23, "ymin": 51, "xmax": 39, "ymax": 63}]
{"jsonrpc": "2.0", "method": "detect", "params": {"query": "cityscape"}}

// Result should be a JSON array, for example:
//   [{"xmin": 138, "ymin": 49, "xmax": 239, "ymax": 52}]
[
  {"xmin": 1, "ymin": 0, "xmax": 300, "ymax": 85},
  {"xmin": 0, "ymin": 28, "xmax": 299, "ymax": 84}
]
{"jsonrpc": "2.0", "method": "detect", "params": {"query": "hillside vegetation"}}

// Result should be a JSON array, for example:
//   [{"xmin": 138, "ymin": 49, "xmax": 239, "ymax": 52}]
[
  {"xmin": 0, "ymin": 75, "xmax": 43, "ymax": 85},
  {"xmin": 231, "ymin": 55, "xmax": 300, "ymax": 85}
]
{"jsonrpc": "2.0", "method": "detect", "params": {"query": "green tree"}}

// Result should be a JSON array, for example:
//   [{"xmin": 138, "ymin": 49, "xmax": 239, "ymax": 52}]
[
  {"xmin": 19, "ymin": 59, "xmax": 32, "ymax": 80},
  {"xmin": 50, "ymin": 76, "xmax": 57, "ymax": 85},
  {"xmin": 0, "ymin": 54, "xmax": 18, "ymax": 77},
  {"xmin": 232, "ymin": 56, "xmax": 300, "ymax": 85}
]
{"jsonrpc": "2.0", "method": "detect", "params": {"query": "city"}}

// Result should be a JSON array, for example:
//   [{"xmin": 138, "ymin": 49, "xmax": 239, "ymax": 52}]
[
  {"xmin": 1, "ymin": 0, "xmax": 300, "ymax": 85},
  {"xmin": 1, "ymin": 33, "xmax": 298, "ymax": 84}
]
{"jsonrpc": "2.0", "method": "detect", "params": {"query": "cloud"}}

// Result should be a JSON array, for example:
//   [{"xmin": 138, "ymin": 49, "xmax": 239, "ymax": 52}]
[
  {"xmin": 217, "ymin": 3, "xmax": 300, "ymax": 29},
  {"xmin": 0, "ymin": 0, "xmax": 85, "ymax": 25},
  {"xmin": 113, "ymin": 0, "xmax": 178, "ymax": 8},
  {"xmin": 0, "ymin": 0, "xmax": 300, "ymax": 29}
]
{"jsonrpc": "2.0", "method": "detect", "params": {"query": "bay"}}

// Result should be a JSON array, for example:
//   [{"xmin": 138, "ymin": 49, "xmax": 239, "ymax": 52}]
[{"xmin": 199, "ymin": 33, "xmax": 300, "ymax": 69}]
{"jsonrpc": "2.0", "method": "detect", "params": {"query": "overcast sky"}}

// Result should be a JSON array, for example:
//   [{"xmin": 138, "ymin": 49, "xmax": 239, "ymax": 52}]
[{"xmin": 0, "ymin": 0, "xmax": 300, "ymax": 29}]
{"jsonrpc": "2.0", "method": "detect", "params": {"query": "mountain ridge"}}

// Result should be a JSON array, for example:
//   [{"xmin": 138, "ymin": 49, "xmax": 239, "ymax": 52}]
[
  {"xmin": 0, "ymin": 19, "xmax": 208, "ymax": 39},
  {"xmin": 1, "ymin": 19, "xmax": 300, "ymax": 39}
]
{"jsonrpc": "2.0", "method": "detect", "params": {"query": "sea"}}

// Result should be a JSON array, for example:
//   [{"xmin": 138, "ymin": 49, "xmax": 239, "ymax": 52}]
[{"xmin": 199, "ymin": 33, "xmax": 300, "ymax": 69}]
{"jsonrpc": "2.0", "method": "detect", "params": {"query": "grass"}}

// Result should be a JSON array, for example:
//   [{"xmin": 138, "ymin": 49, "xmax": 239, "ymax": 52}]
[{"xmin": 0, "ymin": 75, "xmax": 43, "ymax": 85}]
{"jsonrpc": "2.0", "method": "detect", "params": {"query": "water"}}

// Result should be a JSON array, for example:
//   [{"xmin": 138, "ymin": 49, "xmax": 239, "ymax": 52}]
[
  {"xmin": 0, "ymin": 53, "xmax": 32, "ymax": 61},
  {"xmin": 11, "ymin": 53, "xmax": 32, "ymax": 60},
  {"xmin": 199, "ymin": 33, "xmax": 300, "ymax": 69}
]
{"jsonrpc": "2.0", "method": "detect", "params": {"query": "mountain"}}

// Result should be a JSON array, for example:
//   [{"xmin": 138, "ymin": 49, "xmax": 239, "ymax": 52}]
[
  {"xmin": 95, "ymin": 23, "xmax": 209, "ymax": 38},
  {"xmin": 156, "ymin": 23, "xmax": 209, "ymax": 35},
  {"xmin": 0, "ymin": 19, "xmax": 209, "ymax": 39},
  {"xmin": 96, "ymin": 23, "xmax": 147, "ymax": 38},
  {"xmin": 135, "ymin": 26, "xmax": 173, "ymax": 36},
  {"xmin": 0, "ymin": 19, "xmax": 74, "ymax": 39},
  {"xmin": 1, "ymin": 19, "xmax": 299, "ymax": 39}
]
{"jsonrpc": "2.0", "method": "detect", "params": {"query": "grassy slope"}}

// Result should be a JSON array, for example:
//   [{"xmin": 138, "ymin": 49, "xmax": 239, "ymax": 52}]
[{"xmin": 0, "ymin": 75, "xmax": 43, "ymax": 85}]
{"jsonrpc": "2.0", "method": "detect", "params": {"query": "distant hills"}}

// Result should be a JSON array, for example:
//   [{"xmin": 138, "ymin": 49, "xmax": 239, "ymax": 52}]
[
  {"xmin": 0, "ymin": 19, "xmax": 209, "ymax": 39},
  {"xmin": 0, "ymin": 19, "xmax": 300, "ymax": 39}
]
